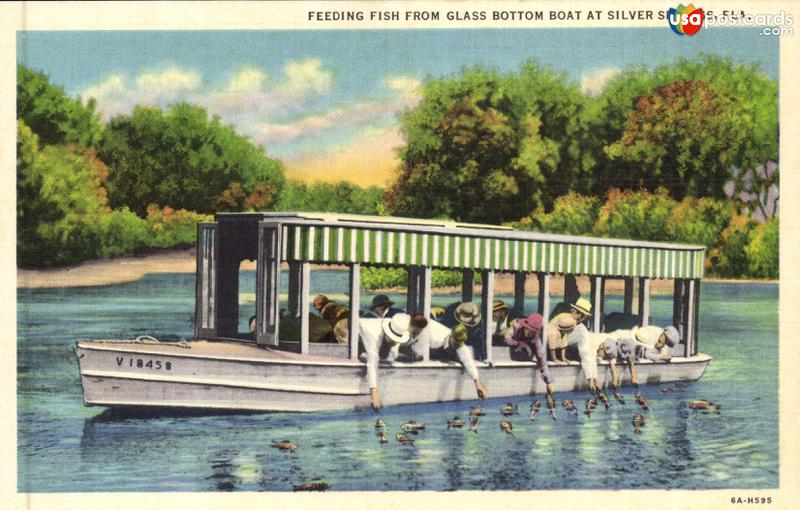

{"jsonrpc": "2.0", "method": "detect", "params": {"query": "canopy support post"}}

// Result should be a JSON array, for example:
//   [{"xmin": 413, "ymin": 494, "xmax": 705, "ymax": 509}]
[
  {"xmin": 420, "ymin": 267, "xmax": 432, "ymax": 361},
  {"xmin": 564, "ymin": 275, "xmax": 580, "ymax": 305},
  {"xmin": 623, "ymin": 277, "xmax": 634, "ymax": 315},
  {"xmin": 685, "ymin": 279, "xmax": 697, "ymax": 357},
  {"xmin": 407, "ymin": 266, "xmax": 418, "ymax": 315},
  {"xmin": 348, "ymin": 263, "xmax": 361, "ymax": 360},
  {"xmin": 287, "ymin": 261, "xmax": 302, "ymax": 318},
  {"xmin": 299, "ymin": 262, "xmax": 310, "ymax": 355},
  {"xmin": 591, "ymin": 276, "xmax": 604, "ymax": 333},
  {"xmin": 514, "ymin": 273, "xmax": 526, "ymax": 315},
  {"xmin": 638, "ymin": 277, "xmax": 651, "ymax": 327},
  {"xmin": 539, "ymin": 273, "xmax": 551, "ymax": 361},
  {"xmin": 462, "ymin": 270, "xmax": 474, "ymax": 303},
  {"xmin": 673, "ymin": 279, "xmax": 687, "ymax": 343},
  {"xmin": 481, "ymin": 270, "xmax": 494, "ymax": 363}
]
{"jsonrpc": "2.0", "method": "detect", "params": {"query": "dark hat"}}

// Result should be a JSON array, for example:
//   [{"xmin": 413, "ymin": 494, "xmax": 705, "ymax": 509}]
[{"xmin": 370, "ymin": 294, "xmax": 394, "ymax": 310}]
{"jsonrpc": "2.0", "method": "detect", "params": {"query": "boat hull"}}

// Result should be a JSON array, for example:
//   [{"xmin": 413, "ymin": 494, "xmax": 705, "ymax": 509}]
[{"xmin": 76, "ymin": 339, "xmax": 711, "ymax": 413}]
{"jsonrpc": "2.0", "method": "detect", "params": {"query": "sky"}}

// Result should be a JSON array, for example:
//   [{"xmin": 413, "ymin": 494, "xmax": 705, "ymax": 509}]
[{"xmin": 17, "ymin": 28, "xmax": 779, "ymax": 186}]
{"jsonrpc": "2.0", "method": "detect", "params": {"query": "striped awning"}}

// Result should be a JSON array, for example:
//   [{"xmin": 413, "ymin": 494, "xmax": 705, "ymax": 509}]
[{"xmin": 279, "ymin": 223, "xmax": 704, "ymax": 279}]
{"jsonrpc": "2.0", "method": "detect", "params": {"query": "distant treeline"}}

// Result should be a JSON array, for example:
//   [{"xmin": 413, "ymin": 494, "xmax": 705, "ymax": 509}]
[{"xmin": 17, "ymin": 55, "xmax": 778, "ymax": 278}]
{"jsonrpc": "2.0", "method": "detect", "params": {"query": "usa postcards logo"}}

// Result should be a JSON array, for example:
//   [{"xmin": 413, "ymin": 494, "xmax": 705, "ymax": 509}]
[{"xmin": 668, "ymin": 4, "xmax": 705, "ymax": 35}]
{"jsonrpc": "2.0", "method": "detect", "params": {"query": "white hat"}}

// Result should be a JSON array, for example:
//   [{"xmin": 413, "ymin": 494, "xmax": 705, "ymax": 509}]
[{"xmin": 381, "ymin": 313, "xmax": 411, "ymax": 344}]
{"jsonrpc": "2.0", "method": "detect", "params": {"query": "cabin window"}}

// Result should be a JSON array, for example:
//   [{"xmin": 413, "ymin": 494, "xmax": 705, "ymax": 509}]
[{"xmin": 237, "ymin": 259, "xmax": 257, "ymax": 335}]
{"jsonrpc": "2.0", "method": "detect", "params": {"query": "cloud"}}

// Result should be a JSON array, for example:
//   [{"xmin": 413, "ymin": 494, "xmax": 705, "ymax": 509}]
[
  {"xmin": 275, "ymin": 58, "xmax": 332, "ymax": 97},
  {"xmin": 82, "ymin": 74, "xmax": 126, "ymax": 100},
  {"xmin": 136, "ymin": 67, "xmax": 202, "ymax": 95},
  {"xmin": 580, "ymin": 67, "xmax": 621, "ymax": 96},
  {"xmin": 384, "ymin": 75, "xmax": 421, "ymax": 98},
  {"xmin": 226, "ymin": 67, "xmax": 268, "ymax": 92}
]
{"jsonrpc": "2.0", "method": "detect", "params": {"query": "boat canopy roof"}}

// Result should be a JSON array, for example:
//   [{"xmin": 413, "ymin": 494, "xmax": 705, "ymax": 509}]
[{"xmin": 213, "ymin": 212, "xmax": 705, "ymax": 280}]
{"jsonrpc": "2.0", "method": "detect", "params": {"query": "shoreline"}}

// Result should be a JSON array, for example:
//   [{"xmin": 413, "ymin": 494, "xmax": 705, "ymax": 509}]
[{"xmin": 17, "ymin": 248, "xmax": 778, "ymax": 290}]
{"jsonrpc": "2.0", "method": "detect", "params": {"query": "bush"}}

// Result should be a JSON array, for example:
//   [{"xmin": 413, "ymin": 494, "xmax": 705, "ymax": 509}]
[
  {"xmin": 521, "ymin": 192, "xmax": 600, "ymax": 235},
  {"xmin": 668, "ymin": 196, "xmax": 733, "ymax": 248},
  {"xmin": 145, "ymin": 205, "xmax": 213, "ymax": 249},
  {"xmin": 361, "ymin": 266, "xmax": 481, "ymax": 290},
  {"xmin": 707, "ymin": 214, "xmax": 755, "ymax": 277},
  {"xmin": 746, "ymin": 217, "xmax": 778, "ymax": 278},
  {"xmin": 95, "ymin": 207, "xmax": 150, "ymax": 258},
  {"xmin": 594, "ymin": 188, "xmax": 676, "ymax": 241}
]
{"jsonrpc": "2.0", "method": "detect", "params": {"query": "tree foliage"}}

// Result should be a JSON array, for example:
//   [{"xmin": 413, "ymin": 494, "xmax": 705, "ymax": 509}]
[
  {"xmin": 745, "ymin": 217, "xmax": 779, "ymax": 279},
  {"xmin": 17, "ymin": 65, "xmax": 104, "ymax": 148},
  {"xmin": 387, "ymin": 63, "xmax": 589, "ymax": 223},
  {"xmin": 519, "ymin": 192, "xmax": 600, "ymax": 236},
  {"xmin": 100, "ymin": 103, "xmax": 285, "ymax": 215},
  {"xmin": 277, "ymin": 180, "xmax": 385, "ymax": 215}
]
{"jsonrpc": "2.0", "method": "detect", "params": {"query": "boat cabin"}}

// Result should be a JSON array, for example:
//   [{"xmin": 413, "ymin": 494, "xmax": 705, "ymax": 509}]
[{"xmin": 195, "ymin": 212, "xmax": 704, "ymax": 362}]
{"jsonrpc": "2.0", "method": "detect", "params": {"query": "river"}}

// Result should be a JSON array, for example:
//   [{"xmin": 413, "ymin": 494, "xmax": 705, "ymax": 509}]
[{"xmin": 17, "ymin": 271, "xmax": 778, "ymax": 491}]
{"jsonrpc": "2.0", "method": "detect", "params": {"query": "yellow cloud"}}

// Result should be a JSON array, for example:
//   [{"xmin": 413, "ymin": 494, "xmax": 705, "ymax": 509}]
[{"xmin": 285, "ymin": 127, "xmax": 403, "ymax": 187}]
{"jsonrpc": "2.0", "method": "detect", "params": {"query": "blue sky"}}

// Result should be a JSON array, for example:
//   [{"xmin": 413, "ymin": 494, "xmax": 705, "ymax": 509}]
[{"xmin": 17, "ymin": 28, "xmax": 778, "ymax": 185}]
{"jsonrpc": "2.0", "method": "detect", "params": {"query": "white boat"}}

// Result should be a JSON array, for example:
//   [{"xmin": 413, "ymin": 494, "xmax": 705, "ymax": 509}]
[{"xmin": 76, "ymin": 212, "xmax": 711, "ymax": 412}]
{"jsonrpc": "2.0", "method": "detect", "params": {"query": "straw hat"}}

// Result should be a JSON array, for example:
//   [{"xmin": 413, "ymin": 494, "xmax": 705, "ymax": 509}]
[
  {"xmin": 557, "ymin": 315, "xmax": 577, "ymax": 332},
  {"xmin": 492, "ymin": 300, "xmax": 509, "ymax": 313},
  {"xmin": 454, "ymin": 302, "xmax": 481, "ymax": 326},
  {"xmin": 570, "ymin": 298, "xmax": 592, "ymax": 316},
  {"xmin": 381, "ymin": 313, "xmax": 411, "ymax": 344}
]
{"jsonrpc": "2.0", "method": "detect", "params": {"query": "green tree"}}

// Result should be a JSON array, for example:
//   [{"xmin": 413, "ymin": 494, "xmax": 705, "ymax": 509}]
[
  {"xmin": 668, "ymin": 196, "xmax": 733, "ymax": 248},
  {"xmin": 387, "ymin": 62, "xmax": 589, "ymax": 223},
  {"xmin": 277, "ymin": 181, "xmax": 385, "ymax": 215},
  {"xmin": 587, "ymin": 55, "xmax": 778, "ymax": 202},
  {"xmin": 518, "ymin": 192, "xmax": 600, "ymax": 236},
  {"xmin": 745, "ymin": 217, "xmax": 779, "ymax": 278},
  {"xmin": 707, "ymin": 214, "xmax": 755, "ymax": 277},
  {"xmin": 100, "ymin": 103, "xmax": 285, "ymax": 215},
  {"xmin": 594, "ymin": 188, "xmax": 676, "ymax": 241},
  {"xmin": 17, "ymin": 65, "xmax": 104, "ymax": 148}
]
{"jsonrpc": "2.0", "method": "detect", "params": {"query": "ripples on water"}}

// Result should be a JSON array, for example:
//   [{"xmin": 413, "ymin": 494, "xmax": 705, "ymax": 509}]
[{"xmin": 17, "ymin": 273, "xmax": 778, "ymax": 491}]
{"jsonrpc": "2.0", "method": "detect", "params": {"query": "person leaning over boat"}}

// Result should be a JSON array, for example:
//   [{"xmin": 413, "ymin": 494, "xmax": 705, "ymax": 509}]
[
  {"xmin": 503, "ymin": 312, "xmax": 555, "ymax": 396},
  {"xmin": 490, "ymin": 300, "xmax": 521, "ymax": 346},
  {"xmin": 406, "ymin": 313, "xmax": 487, "ymax": 400},
  {"xmin": 609, "ymin": 325, "xmax": 680, "ymax": 361},
  {"xmin": 313, "ymin": 294, "xmax": 350, "ymax": 344},
  {"xmin": 557, "ymin": 315, "xmax": 606, "ymax": 392},
  {"xmin": 547, "ymin": 297, "xmax": 592, "ymax": 364},
  {"xmin": 364, "ymin": 294, "xmax": 404, "ymax": 319},
  {"xmin": 358, "ymin": 313, "xmax": 412, "ymax": 411},
  {"xmin": 450, "ymin": 302, "xmax": 487, "ymax": 360},
  {"xmin": 597, "ymin": 337, "xmax": 641, "ymax": 390}
]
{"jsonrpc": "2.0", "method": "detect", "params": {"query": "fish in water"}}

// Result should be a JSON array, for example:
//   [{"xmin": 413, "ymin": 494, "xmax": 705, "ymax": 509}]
[
  {"xmin": 469, "ymin": 405, "xmax": 486, "ymax": 417},
  {"xmin": 583, "ymin": 398, "xmax": 594, "ymax": 418},
  {"xmin": 374, "ymin": 418, "xmax": 386, "ymax": 429},
  {"xmin": 676, "ymin": 382, "xmax": 688, "ymax": 389},
  {"xmin": 631, "ymin": 413, "xmax": 646, "ymax": 428},
  {"xmin": 293, "ymin": 479, "xmax": 331, "ymax": 492},
  {"xmin": 635, "ymin": 392, "xmax": 650, "ymax": 411},
  {"xmin": 546, "ymin": 394, "xmax": 557, "ymax": 420},
  {"xmin": 562, "ymin": 400, "xmax": 578, "ymax": 416},
  {"xmin": 688, "ymin": 399, "xmax": 721, "ymax": 414},
  {"xmin": 377, "ymin": 431, "xmax": 389, "ymax": 443},
  {"xmin": 271, "ymin": 440, "xmax": 298, "ymax": 452},
  {"xmin": 396, "ymin": 432, "xmax": 416, "ymax": 446},
  {"xmin": 499, "ymin": 420, "xmax": 514, "ymax": 436},
  {"xmin": 613, "ymin": 390, "xmax": 626, "ymax": 405},
  {"xmin": 500, "ymin": 403, "xmax": 519, "ymax": 416},
  {"xmin": 529, "ymin": 400, "xmax": 542, "ymax": 420},
  {"xmin": 401, "ymin": 421, "xmax": 426, "ymax": 432},
  {"xmin": 447, "ymin": 416, "xmax": 465, "ymax": 429},
  {"xmin": 597, "ymin": 390, "xmax": 611, "ymax": 409},
  {"xmin": 589, "ymin": 397, "xmax": 598, "ymax": 409},
  {"xmin": 661, "ymin": 387, "xmax": 673, "ymax": 393},
  {"xmin": 469, "ymin": 417, "xmax": 479, "ymax": 433}
]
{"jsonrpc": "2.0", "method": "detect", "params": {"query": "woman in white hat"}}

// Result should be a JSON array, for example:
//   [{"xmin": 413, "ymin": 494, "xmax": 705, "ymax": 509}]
[
  {"xmin": 358, "ymin": 313, "xmax": 412, "ymax": 411},
  {"xmin": 608, "ymin": 324, "xmax": 680, "ymax": 361}
]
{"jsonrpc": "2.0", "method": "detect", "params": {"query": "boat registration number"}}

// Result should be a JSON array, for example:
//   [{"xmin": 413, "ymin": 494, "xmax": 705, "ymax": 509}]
[{"xmin": 116, "ymin": 356, "xmax": 172, "ymax": 371}]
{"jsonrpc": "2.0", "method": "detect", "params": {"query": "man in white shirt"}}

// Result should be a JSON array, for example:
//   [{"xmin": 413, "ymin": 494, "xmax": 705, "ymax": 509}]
[
  {"xmin": 608, "ymin": 325, "xmax": 680, "ymax": 361},
  {"xmin": 406, "ymin": 314, "xmax": 487, "ymax": 400},
  {"xmin": 358, "ymin": 314, "xmax": 412, "ymax": 411},
  {"xmin": 559, "ymin": 315, "xmax": 606, "ymax": 392}
]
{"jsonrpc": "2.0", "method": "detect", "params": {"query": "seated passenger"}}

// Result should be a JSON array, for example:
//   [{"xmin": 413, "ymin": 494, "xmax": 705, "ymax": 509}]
[
  {"xmin": 358, "ymin": 313, "xmax": 412, "ymax": 411},
  {"xmin": 609, "ymin": 325, "xmax": 680, "ymax": 361},
  {"xmin": 313, "ymin": 294, "xmax": 350, "ymax": 344},
  {"xmin": 548, "ymin": 297, "xmax": 592, "ymax": 364},
  {"xmin": 453, "ymin": 302, "xmax": 485, "ymax": 360},
  {"xmin": 364, "ymin": 294, "xmax": 404, "ymax": 319},
  {"xmin": 503, "ymin": 312, "xmax": 554, "ymax": 396},
  {"xmin": 406, "ymin": 314, "xmax": 487, "ymax": 399}
]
